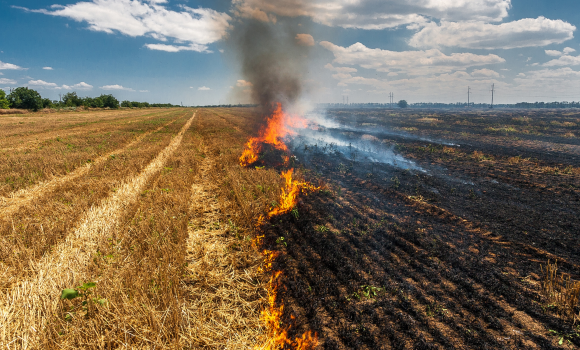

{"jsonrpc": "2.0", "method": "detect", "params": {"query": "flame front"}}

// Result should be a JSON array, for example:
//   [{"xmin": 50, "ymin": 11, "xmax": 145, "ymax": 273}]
[
  {"xmin": 258, "ymin": 270, "xmax": 318, "ymax": 350},
  {"xmin": 240, "ymin": 103, "xmax": 289, "ymax": 167},
  {"xmin": 242, "ymin": 103, "xmax": 319, "ymax": 350},
  {"xmin": 239, "ymin": 103, "xmax": 309, "ymax": 167},
  {"xmin": 268, "ymin": 169, "xmax": 319, "ymax": 218}
]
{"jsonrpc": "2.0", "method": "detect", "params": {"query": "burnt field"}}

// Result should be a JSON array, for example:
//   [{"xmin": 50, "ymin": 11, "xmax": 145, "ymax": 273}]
[{"xmin": 254, "ymin": 108, "xmax": 580, "ymax": 349}]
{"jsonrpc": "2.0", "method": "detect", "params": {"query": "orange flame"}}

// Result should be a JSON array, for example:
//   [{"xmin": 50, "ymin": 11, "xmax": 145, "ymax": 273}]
[
  {"xmin": 240, "ymin": 103, "xmax": 289, "ymax": 167},
  {"xmin": 268, "ymin": 169, "xmax": 319, "ymax": 218},
  {"xmin": 257, "ymin": 271, "xmax": 318, "ymax": 350},
  {"xmin": 239, "ymin": 103, "xmax": 310, "ymax": 167},
  {"xmin": 242, "ymin": 103, "xmax": 319, "ymax": 349}
]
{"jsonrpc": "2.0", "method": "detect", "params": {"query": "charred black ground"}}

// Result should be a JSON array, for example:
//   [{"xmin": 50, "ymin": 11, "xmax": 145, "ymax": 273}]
[{"xmin": 254, "ymin": 108, "xmax": 580, "ymax": 349}]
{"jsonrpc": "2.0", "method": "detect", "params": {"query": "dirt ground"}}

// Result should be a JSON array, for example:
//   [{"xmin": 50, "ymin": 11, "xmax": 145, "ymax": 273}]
[{"xmin": 237, "ymin": 108, "xmax": 580, "ymax": 349}]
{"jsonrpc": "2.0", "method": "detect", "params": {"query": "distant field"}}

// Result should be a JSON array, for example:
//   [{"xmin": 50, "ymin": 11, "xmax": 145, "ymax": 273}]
[{"xmin": 1, "ymin": 107, "xmax": 579, "ymax": 349}]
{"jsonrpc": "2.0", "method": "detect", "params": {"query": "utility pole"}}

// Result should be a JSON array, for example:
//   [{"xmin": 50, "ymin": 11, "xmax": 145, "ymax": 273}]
[
  {"xmin": 490, "ymin": 84, "xmax": 495, "ymax": 109},
  {"xmin": 467, "ymin": 86, "xmax": 470, "ymax": 107}
]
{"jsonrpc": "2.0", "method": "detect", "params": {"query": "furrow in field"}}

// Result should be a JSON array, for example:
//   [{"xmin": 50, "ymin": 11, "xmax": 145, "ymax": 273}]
[
  {"xmin": 0, "ymin": 109, "xmax": 172, "ymax": 149},
  {"xmin": 0, "ymin": 113, "xmax": 195, "ymax": 349},
  {"xmin": 180, "ymin": 154, "xmax": 266, "ymax": 348},
  {"xmin": 0, "ymin": 110, "xmax": 176, "ymax": 152},
  {"xmin": 0, "ymin": 114, "xmax": 189, "ymax": 290},
  {"xmin": 0, "ymin": 117, "xmax": 179, "ymax": 216}
]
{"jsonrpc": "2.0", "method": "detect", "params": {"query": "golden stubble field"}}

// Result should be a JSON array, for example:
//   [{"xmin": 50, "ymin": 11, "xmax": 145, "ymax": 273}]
[{"xmin": 0, "ymin": 108, "xmax": 293, "ymax": 349}]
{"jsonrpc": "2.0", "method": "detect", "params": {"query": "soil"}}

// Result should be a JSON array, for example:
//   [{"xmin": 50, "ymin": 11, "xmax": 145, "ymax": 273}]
[{"xmin": 257, "ymin": 108, "xmax": 580, "ymax": 349}]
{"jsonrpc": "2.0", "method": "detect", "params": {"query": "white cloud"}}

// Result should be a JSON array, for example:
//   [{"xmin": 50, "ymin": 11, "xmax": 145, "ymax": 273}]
[
  {"xmin": 198, "ymin": 86, "xmax": 211, "ymax": 91},
  {"xmin": 510, "ymin": 67, "xmax": 580, "ymax": 99},
  {"xmin": 236, "ymin": 79, "xmax": 253, "ymax": 87},
  {"xmin": 28, "ymin": 80, "xmax": 93, "ymax": 90},
  {"xmin": 28, "ymin": 79, "xmax": 58, "ymax": 88},
  {"xmin": 0, "ymin": 61, "xmax": 24, "ymax": 70},
  {"xmin": 320, "ymin": 41, "xmax": 505, "ymax": 76},
  {"xmin": 324, "ymin": 63, "xmax": 357, "ymax": 73},
  {"xmin": 18, "ymin": 0, "xmax": 231, "ymax": 53},
  {"xmin": 471, "ymin": 69, "xmax": 500, "ymax": 78},
  {"xmin": 43, "ymin": 67, "xmax": 54, "ymax": 70},
  {"xmin": 232, "ymin": 0, "xmax": 511, "ymax": 30},
  {"xmin": 545, "ymin": 50, "xmax": 562, "ymax": 56},
  {"xmin": 100, "ymin": 84, "xmax": 134, "ymax": 91},
  {"xmin": 544, "ymin": 55, "xmax": 580, "ymax": 67},
  {"xmin": 144, "ymin": 43, "xmax": 210, "ymax": 52},
  {"xmin": 70, "ymin": 82, "xmax": 93, "ymax": 90},
  {"xmin": 563, "ymin": 47, "xmax": 576, "ymax": 54},
  {"xmin": 0, "ymin": 78, "xmax": 17, "ymax": 85},
  {"xmin": 409, "ymin": 17, "xmax": 575, "ymax": 49},
  {"xmin": 139, "ymin": 90, "xmax": 149, "ymax": 92},
  {"xmin": 295, "ymin": 33, "xmax": 315, "ymax": 47}
]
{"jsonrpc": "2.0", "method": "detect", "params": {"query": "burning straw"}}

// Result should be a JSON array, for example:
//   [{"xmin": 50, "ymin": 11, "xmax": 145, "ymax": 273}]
[{"xmin": 240, "ymin": 103, "xmax": 319, "ymax": 349}]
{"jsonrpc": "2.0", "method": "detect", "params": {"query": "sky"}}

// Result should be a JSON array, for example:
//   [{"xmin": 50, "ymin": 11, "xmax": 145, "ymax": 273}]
[{"xmin": 1, "ymin": 0, "xmax": 580, "ymax": 105}]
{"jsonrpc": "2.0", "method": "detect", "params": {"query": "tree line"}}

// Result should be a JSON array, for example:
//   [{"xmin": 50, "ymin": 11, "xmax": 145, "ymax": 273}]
[{"xmin": 0, "ymin": 87, "xmax": 180, "ymax": 111}]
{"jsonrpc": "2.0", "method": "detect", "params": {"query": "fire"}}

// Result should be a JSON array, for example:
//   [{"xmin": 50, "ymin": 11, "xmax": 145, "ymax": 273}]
[
  {"xmin": 239, "ymin": 103, "xmax": 309, "ymax": 167},
  {"xmin": 242, "ymin": 102, "xmax": 319, "ymax": 350},
  {"xmin": 258, "ymin": 270, "xmax": 318, "ymax": 350},
  {"xmin": 268, "ymin": 169, "xmax": 319, "ymax": 218}
]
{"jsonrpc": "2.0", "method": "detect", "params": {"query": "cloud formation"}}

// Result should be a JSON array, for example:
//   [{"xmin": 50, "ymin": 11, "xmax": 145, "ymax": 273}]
[
  {"xmin": 543, "ymin": 55, "xmax": 580, "ymax": 67},
  {"xmin": 0, "ymin": 78, "xmax": 17, "ymax": 85},
  {"xmin": 320, "ymin": 41, "xmax": 505, "ymax": 76},
  {"xmin": 28, "ymin": 80, "xmax": 93, "ymax": 90},
  {"xmin": 43, "ymin": 67, "xmax": 54, "ymax": 70},
  {"xmin": 100, "ymin": 84, "xmax": 134, "ymax": 91},
  {"xmin": 409, "ymin": 17, "xmax": 575, "ymax": 49},
  {"xmin": 233, "ymin": 0, "xmax": 511, "ymax": 30},
  {"xmin": 18, "ymin": 0, "xmax": 231, "ymax": 53},
  {"xmin": 198, "ymin": 86, "xmax": 211, "ymax": 91},
  {"xmin": 0, "ymin": 61, "xmax": 24, "ymax": 70}
]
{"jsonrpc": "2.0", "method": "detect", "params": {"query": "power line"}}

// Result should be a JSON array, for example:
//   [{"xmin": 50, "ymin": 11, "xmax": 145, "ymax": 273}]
[
  {"xmin": 490, "ymin": 83, "xmax": 495, "ymax": 109},
  {"xmin": 467, "ymin": 86, "xmax": 470, "ymax": 107}
]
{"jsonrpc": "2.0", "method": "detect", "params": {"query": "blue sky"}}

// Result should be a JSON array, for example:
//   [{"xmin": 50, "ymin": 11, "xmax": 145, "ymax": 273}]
[{"xmin": 1, "ymin": 0, "xmax": 580, "ymax": 105}]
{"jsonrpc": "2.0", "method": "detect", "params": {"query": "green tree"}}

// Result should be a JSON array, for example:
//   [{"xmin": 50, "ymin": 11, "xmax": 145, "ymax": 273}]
[
  {"xmin": 0, "ymin": 90, "xmax": 9, "ymax": 109},
  {"xmin": 7, "ymin": 87, "xmax": 43, "ymax": 111},
  {"xmin": 121, "ymin": 100, "xmax": 131, "ymax": 108},
  {"xmin": 42, "ymin": 98, "xmax": 53, "ymax": 109},
  {"xmin": 82, "ymin": 96, "xmax": 104, "ymax": 108},
  {"xmin": 63, "ymin": 92, "xmax": 83, "ymax": 107},
  {"xmin": 99, "ymin": 94, "xmax": 119, "ymax": 109},
  {"xmin": 397, "ymin": 100, "xmax": 408, "ymax": 108}
]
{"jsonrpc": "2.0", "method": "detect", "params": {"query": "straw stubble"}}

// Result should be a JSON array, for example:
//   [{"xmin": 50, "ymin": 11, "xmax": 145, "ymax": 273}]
[{"xmin": 0, "ymin": 113, "xmax": 196, "ymax": 349}]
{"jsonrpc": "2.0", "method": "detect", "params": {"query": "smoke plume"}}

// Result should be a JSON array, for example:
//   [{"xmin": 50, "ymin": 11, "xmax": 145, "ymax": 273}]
[{"xmin": 229, "ymin": 9, "xmax": 311, "ymax": 113}]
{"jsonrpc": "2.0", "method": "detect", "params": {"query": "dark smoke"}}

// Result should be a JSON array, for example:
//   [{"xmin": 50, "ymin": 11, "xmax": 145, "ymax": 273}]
[{"xmin": 230, "ymin": 17, "xmax": 311, "ymax": 113}]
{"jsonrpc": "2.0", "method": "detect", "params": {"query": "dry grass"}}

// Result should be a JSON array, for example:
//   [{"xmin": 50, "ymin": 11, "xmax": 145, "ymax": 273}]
[
  {"xmin": 0, "ymin": 113, "xmax": 196, "ymax": 349},
  {"xmin": 0, "ymin": 107, "xmax": 295, "ymax": 349},
  {"xmin": 181, "ymin": 155, "xmax": 266, "ymax": 348},
  {"xmin": 0, "ymin": 110, "xmax": 182, "ymax": 196},
  {"xmin": 0, "ymin": 114, "xmax": 190, "ymax": 290},
  {"xmin": 0, "ymin": 110, "xmax": 27, "ymax": 115},
  {"xmin": 541, "ymin": 261, "xmax": 580, "ymax": 323},
  {"xmin": 0, "ymin": 109, "xmax": 173, "ymax": 147},
  {"xmin": 0, "ymin": 114, "xmax": 180, "ymax": 212}
]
